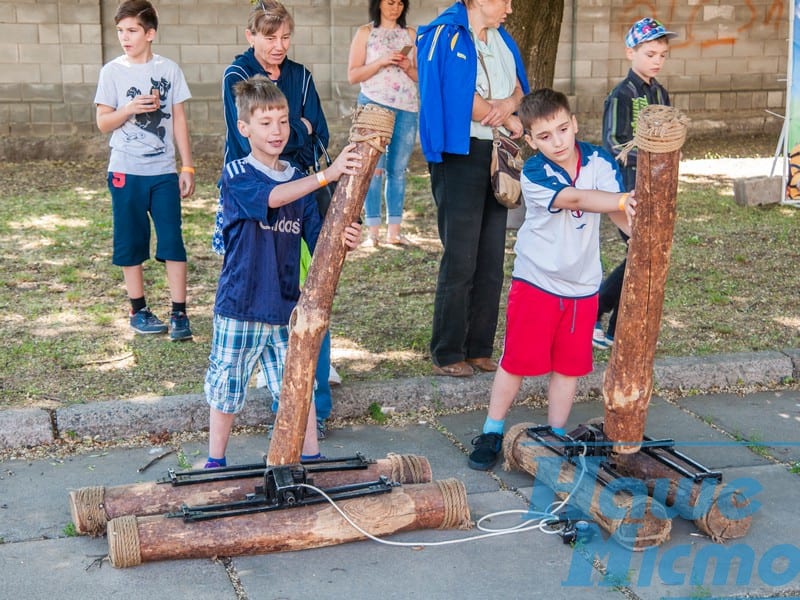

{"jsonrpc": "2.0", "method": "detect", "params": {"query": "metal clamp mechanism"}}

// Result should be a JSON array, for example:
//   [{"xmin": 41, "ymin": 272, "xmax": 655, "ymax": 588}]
[
  {"xmin": 166, "ymin": 462, "xmax": 397, "ymax": 522},
  {"xmin": 525, "ymin": 423, "xmax": 722, "ymax": 484},
  {"xmin": 158, "ymin": 453, "xmax": 374, "ymax": 487}
]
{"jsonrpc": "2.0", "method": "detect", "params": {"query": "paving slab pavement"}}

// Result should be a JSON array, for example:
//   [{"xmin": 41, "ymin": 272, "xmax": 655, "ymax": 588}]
[{"xmin": 2, "ymin": 386, "xmax": 800, "ymax": 600}]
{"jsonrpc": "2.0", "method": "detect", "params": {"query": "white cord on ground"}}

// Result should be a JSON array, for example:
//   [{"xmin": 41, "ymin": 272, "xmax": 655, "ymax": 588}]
[{"xmin": 297, "ymin": 437, "xmax": 591, "ymax": 548}]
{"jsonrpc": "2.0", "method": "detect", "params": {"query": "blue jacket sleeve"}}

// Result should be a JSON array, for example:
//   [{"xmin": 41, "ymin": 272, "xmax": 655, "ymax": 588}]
[
  {"xmin": 222, "ymin": 65, "xmax": 251, "ymax": 165},
  {"xmin": 284, "ymin": 67, "xmax": 329, "ymax": 171},
  {"xmin": 417, "ymin": 25, "xmax": 448, "ymax": 163},
  {"xmin": 302, "ymin": 194, "xmax": 323, "ymax": 255}
]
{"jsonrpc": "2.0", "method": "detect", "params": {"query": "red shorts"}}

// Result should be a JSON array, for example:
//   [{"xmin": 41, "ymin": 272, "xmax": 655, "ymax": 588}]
[{"xmin": 499, "ymin": 279, "xmax": 597, "ymax": 377}]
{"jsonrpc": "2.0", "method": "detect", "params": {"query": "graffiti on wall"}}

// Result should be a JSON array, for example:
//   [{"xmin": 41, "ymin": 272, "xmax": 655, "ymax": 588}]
[{"xmin": 621, "ymin": 0, "xmax": 784, "ymax": 49}]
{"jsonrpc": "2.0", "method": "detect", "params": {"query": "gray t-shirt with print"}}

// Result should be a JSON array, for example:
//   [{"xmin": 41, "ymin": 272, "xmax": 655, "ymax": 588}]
[{"xmin": 94, "ymin": 54, "xmax": 191, "ymax": 175}]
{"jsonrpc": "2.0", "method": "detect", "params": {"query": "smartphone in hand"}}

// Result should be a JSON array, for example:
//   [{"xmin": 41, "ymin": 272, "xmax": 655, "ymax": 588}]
[{"xmin": 400, "ymin": 45, "xmax": 413, "ymax": 56}]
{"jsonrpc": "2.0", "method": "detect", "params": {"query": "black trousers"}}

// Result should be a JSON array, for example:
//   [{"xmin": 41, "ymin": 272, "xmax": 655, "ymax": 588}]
[
  {"xmin": 597, "ymin": 257, "xmax": 625, "ymax": 337},
  {"xmin": 428, "ymin": 138, "xmax": 508, "ymax": 366}
]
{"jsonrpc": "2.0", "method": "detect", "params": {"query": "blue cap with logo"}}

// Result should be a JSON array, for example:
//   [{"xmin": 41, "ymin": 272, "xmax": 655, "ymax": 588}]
[{"xmin": 625, "ymin": 17, "xmax": 678, "ymax": 48}]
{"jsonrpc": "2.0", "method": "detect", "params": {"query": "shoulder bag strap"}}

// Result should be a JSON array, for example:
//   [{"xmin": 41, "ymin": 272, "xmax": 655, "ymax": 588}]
[{"xmin": 477, "ymin": 52, "xmax": 492, "ymax": 100}]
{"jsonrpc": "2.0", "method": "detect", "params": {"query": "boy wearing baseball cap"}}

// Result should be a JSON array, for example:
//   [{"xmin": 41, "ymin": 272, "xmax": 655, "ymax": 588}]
[{"xmin": 593, "ymin": 17, "xmax": 678, "ymax": 350}]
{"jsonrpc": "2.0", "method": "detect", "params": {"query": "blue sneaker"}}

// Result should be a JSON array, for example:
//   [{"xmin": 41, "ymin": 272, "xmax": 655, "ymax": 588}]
[
  {"xmin": 592, "ymin": 324, "xmax": 611, "ymax": 350},
  {"xmin": 169, "ymin": 312, "xmax": 193, "ymax": 341},
  {"xmin": 129, "ymin": 307, "xmax": 167, "ymax": 335}
]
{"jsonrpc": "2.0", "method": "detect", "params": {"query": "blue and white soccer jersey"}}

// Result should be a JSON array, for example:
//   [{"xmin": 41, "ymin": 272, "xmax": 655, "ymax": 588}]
[{"xmin": 513, "ymin": 141, "xmax": 624, "ymax": 297}]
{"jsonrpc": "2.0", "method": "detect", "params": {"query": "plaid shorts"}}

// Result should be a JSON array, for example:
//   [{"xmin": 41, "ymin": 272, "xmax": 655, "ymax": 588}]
[{"xmin": 204, "ymin": 314, "xmax": 289, "ymax": 414}]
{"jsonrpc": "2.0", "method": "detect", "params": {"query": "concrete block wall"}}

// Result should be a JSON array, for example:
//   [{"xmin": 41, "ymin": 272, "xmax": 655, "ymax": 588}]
[{"xmin": 0, "ymin": 0, "xmax": 788, "ymax": 159}]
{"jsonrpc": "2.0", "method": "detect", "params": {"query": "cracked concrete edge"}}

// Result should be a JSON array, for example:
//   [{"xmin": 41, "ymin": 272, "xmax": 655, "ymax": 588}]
[{"xmin": 2, "ymin": 350, "xmax": 798, "ymax": 451}]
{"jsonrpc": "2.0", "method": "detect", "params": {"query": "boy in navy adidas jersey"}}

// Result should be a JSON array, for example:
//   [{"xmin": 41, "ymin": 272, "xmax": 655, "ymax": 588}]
[
  {"xmin": 468, "ymin": 89, "xmax": 637, "ymax": 471},
  {"xmin": 204, "ymin": 75, "xmax": 362, "ymax": 468}
]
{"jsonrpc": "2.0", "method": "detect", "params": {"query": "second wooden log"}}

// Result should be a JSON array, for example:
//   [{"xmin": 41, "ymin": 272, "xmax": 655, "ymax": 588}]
[{"xmin": 107, "ymin": 479, "xmax": 471, "ymax": 568}]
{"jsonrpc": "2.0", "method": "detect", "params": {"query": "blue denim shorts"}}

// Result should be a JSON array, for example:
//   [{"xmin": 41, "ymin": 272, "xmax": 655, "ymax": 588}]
[{"xmin": 108, "ymin": 171, "xmax": 186, "ymax": 266}]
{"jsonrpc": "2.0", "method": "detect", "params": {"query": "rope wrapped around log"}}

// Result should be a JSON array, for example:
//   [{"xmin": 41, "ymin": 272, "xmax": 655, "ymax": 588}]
[
  {"xmin": 616, "ymin": 104, "xmax": 689, "ymax": 164},
  {"xmin": 106, "ymin": 479, "xmax": 471, "ymax": 568},
  {"xmin": 603, "ymin": 105, "xmax": 689, "ymax": 454}
]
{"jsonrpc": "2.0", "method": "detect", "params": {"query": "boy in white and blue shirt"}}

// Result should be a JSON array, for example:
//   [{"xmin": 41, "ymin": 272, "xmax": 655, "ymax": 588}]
[{"xmin": 468, "ymin": 88, "xmax": 637, "ymax": 471}]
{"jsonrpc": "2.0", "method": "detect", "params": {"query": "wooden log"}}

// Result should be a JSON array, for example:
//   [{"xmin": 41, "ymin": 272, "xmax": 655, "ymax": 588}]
[
  {"xmin": 611, "ymin": 451, "xmax": 752, "ymax": 542},
  {"xmin": 603, "ymin": 105, "xmax": 689, "ymax": 453},
  {"xmin": 503, "ymin": 423, "xmax": 672, "ymax": 550},
  {"xmin": 268, "ymin": 104, "xmax": 396, "ymax": 465},
  {"xmin": 107, "ymin": 479, "xmax": 470, "ymax": 568},
  {"xmin": 69, "ymin": 454, "xmax": 433, "ymax": 536}
]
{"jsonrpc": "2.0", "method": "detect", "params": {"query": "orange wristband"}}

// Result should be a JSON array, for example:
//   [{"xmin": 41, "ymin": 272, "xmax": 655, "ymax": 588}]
[
  {"xmin": 618, "ymin": 192, "xmax": 629, "ymax": 211},
  {"xmin": 316, "ymin": 170, "xmax": 328, "ymax": 188},
  {"xmin": 180, "ymin": 166, "xmax": 195, "ymax": 174}
]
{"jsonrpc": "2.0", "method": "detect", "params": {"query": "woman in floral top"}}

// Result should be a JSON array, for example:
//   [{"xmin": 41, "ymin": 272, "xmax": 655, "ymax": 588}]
[{"xmin": 347, "ymin": 0, "xmax": 419, "ymax": 247}]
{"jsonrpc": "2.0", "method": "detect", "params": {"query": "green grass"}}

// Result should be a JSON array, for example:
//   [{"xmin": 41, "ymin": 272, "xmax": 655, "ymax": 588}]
[
  {"xmin": 367, "ymin": 402, "xmax": 388, "ymax": 424},
  {"xmin": 1, "ymin": 132, "xmax": 798, "ymax": 409}
]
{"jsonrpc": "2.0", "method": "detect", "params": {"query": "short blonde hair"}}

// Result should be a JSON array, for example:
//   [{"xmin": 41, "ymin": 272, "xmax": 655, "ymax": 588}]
[
  {"xmin": 234, "ymin": 75, "xmax": 288, "ymax": 122},
  {"xmin": 248, "ymin": 0, "xmax": 294, "ymax": 36}
]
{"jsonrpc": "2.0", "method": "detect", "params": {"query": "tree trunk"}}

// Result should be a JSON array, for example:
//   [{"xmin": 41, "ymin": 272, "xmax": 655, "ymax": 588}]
[
  {"xmin": 70, "ymin": 454, "xmax": 433, "ymax": 536},
  {"xmin": 603, "ymin": 106, "xmax": 689, "ymax": 453},
  {"xmin": 506, "ymin": 0, "xmax": 564, "ymax": 89},
  {"xmin": 107, "ymin": 479, "xmax": 470, "ymax": 568},
  {"xmin": 267, "ymin": 105, "xmax": 395, "ymax": 465}
]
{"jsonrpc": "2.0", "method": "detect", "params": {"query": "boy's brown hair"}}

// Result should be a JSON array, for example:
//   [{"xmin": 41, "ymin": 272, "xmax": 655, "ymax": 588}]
[
  {"xmin": 114, "ymin": 0, "xmax": 158, "ymax": 31},
  {"xmin": 234, "ymin": 75, "xmax": 289, "ymax": 122},
  {"xmin": 518, "ymin": 88, "xmax": 572, "ymax": 130}
]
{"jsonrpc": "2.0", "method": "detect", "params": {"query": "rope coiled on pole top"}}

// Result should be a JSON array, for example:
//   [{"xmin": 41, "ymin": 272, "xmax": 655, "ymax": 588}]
[
  {"xmin": 349, "ymin": 104, "xmax": 395, "ymax": 153},
  {"xmin": 617, "ymin": 104, "xmax": 690, "ymax": 165}
]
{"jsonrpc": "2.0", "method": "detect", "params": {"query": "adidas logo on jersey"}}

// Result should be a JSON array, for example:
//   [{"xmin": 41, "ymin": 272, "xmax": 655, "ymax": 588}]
[{"xmin": 259, "ymin": 217, "xmax": 301, "ymax": 234}]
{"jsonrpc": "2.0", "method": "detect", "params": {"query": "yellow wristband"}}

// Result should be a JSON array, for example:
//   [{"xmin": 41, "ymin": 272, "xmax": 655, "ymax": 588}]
[
  {"xmin": 180, "ymin": 166, "xmax": 195, "ymax": 174},
  {"xmin": 618, "ymin": 192, "xmax": 629, "ymax": 211},
  {"xmin": 316, "ymin": 170, "xmax": 328, "ymax": 188}
]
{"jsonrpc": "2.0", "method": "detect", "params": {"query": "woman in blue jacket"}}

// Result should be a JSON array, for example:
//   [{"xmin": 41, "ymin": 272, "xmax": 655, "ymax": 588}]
[{"xmin": 417, "ymin": 0, "xmax": 529, "ymax": 377}]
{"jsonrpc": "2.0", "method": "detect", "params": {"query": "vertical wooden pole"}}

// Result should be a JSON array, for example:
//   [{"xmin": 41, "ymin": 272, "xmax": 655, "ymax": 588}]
[
  {"xmin": 603, "ymin": 106, "xmax": 689, "ymax": 454},
  {"xmin": 267, "ymin": 105, "xmax": 395, "ymax": 465}
]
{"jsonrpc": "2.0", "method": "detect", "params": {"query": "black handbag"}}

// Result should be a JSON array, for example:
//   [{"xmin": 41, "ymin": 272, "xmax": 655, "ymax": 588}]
[{"xmin": 310, "ymin": 133, "xmax": 336, "ymax": 218}]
